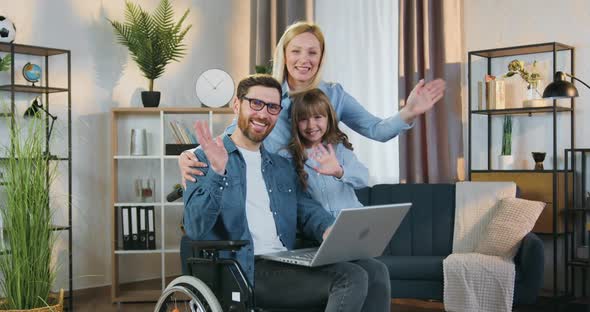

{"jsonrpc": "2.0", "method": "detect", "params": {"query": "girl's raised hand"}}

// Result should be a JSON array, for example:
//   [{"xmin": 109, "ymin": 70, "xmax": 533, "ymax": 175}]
[{"xmin": 309, "ymin": 144, "xmax": 344, "ymax": 179}]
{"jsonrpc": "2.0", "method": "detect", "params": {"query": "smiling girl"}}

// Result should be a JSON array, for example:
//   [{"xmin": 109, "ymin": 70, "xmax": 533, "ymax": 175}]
[{"xmin": 285, "ymin": 88, "xmax": 368, "ymax": 217}]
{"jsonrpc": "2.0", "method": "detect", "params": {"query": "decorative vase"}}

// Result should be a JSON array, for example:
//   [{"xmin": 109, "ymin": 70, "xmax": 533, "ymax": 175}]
[
  {"xmin": 531, "ymin": 152, "xmax": 546, "ymax": 170},
  {"xmin": 523, "ymin": 81, "xmax": 545, "ymax": 108},
  {"xmin": 526, "ymin": 81, "xmax": 541, "ymax": 100},
  {"xmin": 141, "ymin": 91, "xmax": 161, "ymax": 107},
  {"xmin": 130, "ymin": 128, "xmax": 148, "ymax": 156},
  {"xmin": 498, "ymin": 155, "xmax": 514, "ymax": 170}
]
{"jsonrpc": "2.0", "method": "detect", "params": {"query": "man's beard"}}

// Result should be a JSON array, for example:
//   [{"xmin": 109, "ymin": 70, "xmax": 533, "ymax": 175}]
[{"xmin": 237, "ymin": 108, "xmax": 275, "ymax": 143}]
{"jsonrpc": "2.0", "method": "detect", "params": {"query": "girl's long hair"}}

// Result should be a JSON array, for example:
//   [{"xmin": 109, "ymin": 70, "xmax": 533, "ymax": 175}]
[{"xmin": 288, "ymin": 89, "xmax": 353, "ymax": 190}]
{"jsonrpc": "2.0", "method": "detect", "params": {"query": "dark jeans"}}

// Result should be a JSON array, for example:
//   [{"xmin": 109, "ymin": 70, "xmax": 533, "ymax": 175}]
[{"xmin": 254, "ymin": 258, "xmax": 391, "ymax": 312}]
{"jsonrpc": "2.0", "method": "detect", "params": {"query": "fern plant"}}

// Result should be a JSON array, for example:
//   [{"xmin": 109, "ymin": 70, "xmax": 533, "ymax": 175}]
[
  {"xmin": 109, "ymin": 0, "xmax": 192, "ymax": 92},
  {"xmin": 501, "ymin": 115, "xmax": 512, "ymax": 156},
  {"xmin": 255, "ymin": 63, "xmax": 272, "ymax": 74},
  {"xmin": 0, "ymin": 117, "xmax": 57, "ymax": 309},
  {"xmin": 0, "ymin": 54, "xmax": 11, "ymax": 72}
]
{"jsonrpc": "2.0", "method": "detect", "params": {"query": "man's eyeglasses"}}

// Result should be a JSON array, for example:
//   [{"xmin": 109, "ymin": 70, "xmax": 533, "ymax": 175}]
[{"xmin": 242, "ymin": 96, "xmax": 282, "ymax": 115}]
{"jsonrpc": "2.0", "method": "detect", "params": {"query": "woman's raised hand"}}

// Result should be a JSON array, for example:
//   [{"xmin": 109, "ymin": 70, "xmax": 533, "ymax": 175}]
[
  {"xmin": 309, "ymin": 144, "xmax": 344, "ymax": 179},
  {"xmin": 400, "ymin": 78, "xmax": 446, "ymax": 123}
]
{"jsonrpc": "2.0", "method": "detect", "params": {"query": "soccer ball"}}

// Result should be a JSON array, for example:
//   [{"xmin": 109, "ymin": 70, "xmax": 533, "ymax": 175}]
[{"xmin": 0, "ymin": 16, "xmax": 16, "ymax": 43}]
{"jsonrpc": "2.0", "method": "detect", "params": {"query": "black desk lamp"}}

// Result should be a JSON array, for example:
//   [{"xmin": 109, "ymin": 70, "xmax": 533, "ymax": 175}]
[
  {"xmin": 542, "ymin": 71, "xmax": 590, "ymax": 99},
  {"xmin": 23, "ymin": 97, "xmax": 58, "ymax": 153}
]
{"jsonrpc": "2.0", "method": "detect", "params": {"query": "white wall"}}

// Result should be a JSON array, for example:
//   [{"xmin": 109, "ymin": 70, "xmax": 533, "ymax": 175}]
[
  {"xmin": 464, "ymin": 0, "xmax": 590, "ymax": 169},
  {"xmin": 464, "ymin": 0, "xmax": 590, "ymax": 292},
  {"xmin": 0, "ymin": 0, "xmax": 250, "ymax": 290}
]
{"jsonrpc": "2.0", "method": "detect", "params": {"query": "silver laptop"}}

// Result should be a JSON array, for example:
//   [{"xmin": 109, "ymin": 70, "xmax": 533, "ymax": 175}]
[{"xmin": 258, "ymin": 203, "xmax": 411, "ymax": 267}]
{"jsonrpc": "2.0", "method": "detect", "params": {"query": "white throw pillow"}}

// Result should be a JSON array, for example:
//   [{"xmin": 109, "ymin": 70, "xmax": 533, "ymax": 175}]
[{"xmin": 475, "ymin": 197, "xmax": 545, "ymax": 259}]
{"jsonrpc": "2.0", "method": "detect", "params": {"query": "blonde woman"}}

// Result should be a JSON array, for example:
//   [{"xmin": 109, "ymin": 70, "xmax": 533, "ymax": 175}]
[{"xmin": 180, "ymin": 21, "xmax": 445, "ymax": 183}]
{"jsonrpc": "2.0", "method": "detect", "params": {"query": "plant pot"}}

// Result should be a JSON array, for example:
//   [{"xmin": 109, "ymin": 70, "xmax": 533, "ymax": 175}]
[
  {"xmin": 498, "ymin": 155, "xmax": 514, "ymax": 170},
  {"xmin": 141, "ymin": 91, "xmax": 161, "ymax": 107},
  {"xmin": 0, "ymin": 289, "xmax": 63, "ymax": 312}
]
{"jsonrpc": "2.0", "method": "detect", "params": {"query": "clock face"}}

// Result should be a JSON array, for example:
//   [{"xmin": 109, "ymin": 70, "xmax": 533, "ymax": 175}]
[{"xmin": 195, "ymin": 69, "xmax": 235, "ymax": 107}]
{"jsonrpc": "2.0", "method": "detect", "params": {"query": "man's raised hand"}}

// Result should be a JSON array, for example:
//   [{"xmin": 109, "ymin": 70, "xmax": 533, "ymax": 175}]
[{"xmin": 193, "ymin": 121, "xmax": 227, "ymax": 175}]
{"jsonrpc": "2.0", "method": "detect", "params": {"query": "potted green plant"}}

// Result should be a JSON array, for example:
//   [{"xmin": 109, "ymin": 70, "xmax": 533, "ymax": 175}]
[
  {"xmin": 255, "ymin": 63, "xmax": 272, "ymax": 74},
  {"xmin": 0, "ymin": 117, "xmax": 62, "ymax": 311},
  {"xmin": 0, "ymin": 54, "xmax": 11, "ymax": 72},
  {"xmin": 499, "ymin": 115, "xmax": 513, "ymax": 170},
  {"xmin": 109, "ymin": 0, "xmax": 192, "ymax": 107}
]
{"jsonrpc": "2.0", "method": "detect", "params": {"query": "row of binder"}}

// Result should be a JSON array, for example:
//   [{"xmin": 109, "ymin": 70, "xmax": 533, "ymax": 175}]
[{"xmin": 120, "ymin": 206, "xmax": 156, "ymax": 250}]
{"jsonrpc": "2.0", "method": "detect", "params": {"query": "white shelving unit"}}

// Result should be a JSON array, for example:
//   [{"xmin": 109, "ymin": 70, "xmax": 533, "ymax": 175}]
[{"xmin": 110, "ymin": 107, "xmax": 234, "ymax": 303}]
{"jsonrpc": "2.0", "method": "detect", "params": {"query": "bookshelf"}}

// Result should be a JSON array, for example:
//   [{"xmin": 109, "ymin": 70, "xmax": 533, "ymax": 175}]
[
  {"xmin": 467, "ymin": 42, "xmax": 575, "ymax": 296},
  {"xmin": 110, "ymin": 107, "xmax": 234, "ymax": 302}
]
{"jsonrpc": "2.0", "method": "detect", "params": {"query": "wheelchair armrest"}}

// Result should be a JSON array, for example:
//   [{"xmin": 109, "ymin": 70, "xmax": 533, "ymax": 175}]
[{"xmin": 187, "ymin": 240, "xmax": 250, "ymax": 252}]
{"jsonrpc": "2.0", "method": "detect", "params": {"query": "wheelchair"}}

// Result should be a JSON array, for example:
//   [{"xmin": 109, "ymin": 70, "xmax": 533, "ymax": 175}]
[{"xmin": 154, "ymin": 238, "xmax": 324, "ymax": 312}]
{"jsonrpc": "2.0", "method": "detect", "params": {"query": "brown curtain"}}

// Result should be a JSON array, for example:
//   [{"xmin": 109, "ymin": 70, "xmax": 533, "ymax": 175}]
[
  {"xmin": 249, "ymin": 0, "xmax": 314, "ymax": 72},
  {"xmin": 399, "ymin": 0, "xmax": 464, "ymax": 183}
]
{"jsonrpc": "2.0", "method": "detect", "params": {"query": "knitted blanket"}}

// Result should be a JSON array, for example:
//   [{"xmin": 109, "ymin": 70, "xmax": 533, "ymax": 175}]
[{"xmin": 443, "ymin": 182, "xmax": 516, "ymax": 312}]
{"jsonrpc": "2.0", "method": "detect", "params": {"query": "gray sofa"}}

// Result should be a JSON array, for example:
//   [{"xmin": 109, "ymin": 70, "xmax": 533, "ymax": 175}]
[{"xmin": 355, "ymin": 183, "xmax": 544, "ymax": 305}]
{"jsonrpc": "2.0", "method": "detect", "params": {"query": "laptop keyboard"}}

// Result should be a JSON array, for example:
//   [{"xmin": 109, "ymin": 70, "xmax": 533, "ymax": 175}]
[{"xmin": 291, "ymin": 252, "xmax": 316, "ymax": 261}]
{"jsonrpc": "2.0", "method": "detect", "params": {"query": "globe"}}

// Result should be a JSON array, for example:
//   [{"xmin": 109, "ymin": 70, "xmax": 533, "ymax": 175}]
[{"xmin": 22, "ymin": 62, "xmax": 42, "ymax": 85}]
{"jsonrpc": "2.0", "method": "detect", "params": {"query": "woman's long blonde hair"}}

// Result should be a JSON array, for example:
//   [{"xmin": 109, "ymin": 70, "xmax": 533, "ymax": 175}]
[
  {"xmin": 288, "ymin": 89, "xmax": 353, "ymax": 190},
  {"xmin": 272, "ymin": 21, "xmax": 327, "ymax": 92}
]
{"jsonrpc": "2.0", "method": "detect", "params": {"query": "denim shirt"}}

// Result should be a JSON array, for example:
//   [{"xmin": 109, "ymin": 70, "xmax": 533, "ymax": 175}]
[
  {"xmin": 225, "ymin": 80, "xmax": 413, "ymax": 153},
  {"xmin": 183, "ymin": 135, "xmax": 335, "ymax": 285},
  {"xmin": 279, "ymin": 143, "xmax": 369, "ymax": 217}
]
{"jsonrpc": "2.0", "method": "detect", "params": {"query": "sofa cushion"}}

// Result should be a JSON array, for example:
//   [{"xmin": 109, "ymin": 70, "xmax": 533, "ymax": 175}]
[
  {"xmin": 358, "ymin": 184, "xmax": 455, "ymax": 257},
  {"xmin": 475, "ymin": 197, "xmax": 545, "ymax": 259},
  {"xmin": 377, "ymin": 255, "xmax": 445, "ymax": 281}
]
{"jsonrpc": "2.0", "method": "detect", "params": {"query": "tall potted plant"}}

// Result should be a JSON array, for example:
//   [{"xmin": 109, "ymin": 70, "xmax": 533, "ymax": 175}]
[
  {"xmin": 499, "ymin": 115, "xmax": 513, "ymax": 170},
  {"xmin": 0, "ymin": 117, "xmax": 62, "ymax": 311},
  {"xmin": 109, "ymin": 0, "xmax": 192, "ymax": 107}
]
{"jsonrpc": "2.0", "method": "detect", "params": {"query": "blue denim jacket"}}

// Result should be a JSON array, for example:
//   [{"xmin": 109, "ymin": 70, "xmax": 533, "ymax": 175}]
[
  {"xmin": 183, "ymin": 135, "xmax": 335, "ymax": 285},
  {"xmin": 225, "ymin": 80, "xmax": 413, "ymax": 153}
]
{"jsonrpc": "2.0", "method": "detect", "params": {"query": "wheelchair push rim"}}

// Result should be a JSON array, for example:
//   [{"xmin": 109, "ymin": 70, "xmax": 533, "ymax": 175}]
[{"xmin": 155, "ymin": 276, "xmax": 222, "ymax": 312}]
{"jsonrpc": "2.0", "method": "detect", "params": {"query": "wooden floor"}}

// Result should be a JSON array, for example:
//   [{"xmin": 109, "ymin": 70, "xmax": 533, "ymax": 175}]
[{"xmin": 72, "ymin": 284, "xmax": 590, "ymax": 312}]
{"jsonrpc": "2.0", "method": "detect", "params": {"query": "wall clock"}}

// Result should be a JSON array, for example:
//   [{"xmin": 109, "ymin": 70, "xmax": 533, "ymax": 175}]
[{"xmin": 195, "ymin": 69, "xmax": 235, "ymax": 107}]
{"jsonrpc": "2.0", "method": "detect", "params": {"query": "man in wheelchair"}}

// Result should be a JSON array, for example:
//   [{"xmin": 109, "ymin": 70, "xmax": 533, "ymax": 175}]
[{"xmin": 179, "ymin": 75, "xmax": 391, "ymax": 312}]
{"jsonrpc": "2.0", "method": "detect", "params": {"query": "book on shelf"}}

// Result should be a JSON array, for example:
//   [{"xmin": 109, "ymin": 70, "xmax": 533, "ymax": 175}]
[
  {"xmin": 119, "ymin": 205, "xmax": 157, "ymax": 250},
  {"xmin": 169, "ymin": 120, "xmax": 198, "ymax": 144},
  {"xmin": 121, "ymin": 207, "xmax": 132, "ymax": 250},
  {"xmin": 147, "ymin": 206, "xmax": 156, "ymax": 250},
  {"xmin": 169, "ymin": 121, "xmax": 183, "ymax": 144},
  {"xmin": 484, "ymin": 78, "xmax": 505, "ymax": 110},
  {"xmin": 139, "ymin": 207, "xmax": 148, "ymax": 249},
  {"xmin": 477, "ymin": 81, "xmax": 484, "ymax": 110}
]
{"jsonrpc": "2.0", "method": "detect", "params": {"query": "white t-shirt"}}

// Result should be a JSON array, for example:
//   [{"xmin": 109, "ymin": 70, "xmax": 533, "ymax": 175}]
[{"xmin": 237, "ymin": 146, "xmax": 286, "ymax": 255}]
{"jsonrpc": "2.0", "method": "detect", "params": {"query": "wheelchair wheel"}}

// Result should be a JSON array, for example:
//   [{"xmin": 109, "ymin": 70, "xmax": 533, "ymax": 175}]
[{"xmin": 155, "ymin": 276, "xmax": 222, "ymax": 312}]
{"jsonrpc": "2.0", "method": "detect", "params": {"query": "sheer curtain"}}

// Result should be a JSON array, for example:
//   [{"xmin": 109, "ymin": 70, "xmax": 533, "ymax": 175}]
[{"xmin": 316, "ymin": 0, "xmax": 399, "ymax": 185}]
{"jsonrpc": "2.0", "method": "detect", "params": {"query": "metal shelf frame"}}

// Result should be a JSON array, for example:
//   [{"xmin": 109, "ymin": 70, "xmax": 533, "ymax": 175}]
[
  {"xmin": 564, "ymin": 148, "xmax": 590, "ymax": 297},
  {"xmin": 468, "ymin": 42, "xmax": 576, "ymax": 297},
  {"xmin": 0, "ymin": 42, "xmax": 72, "ymax": 310}
]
